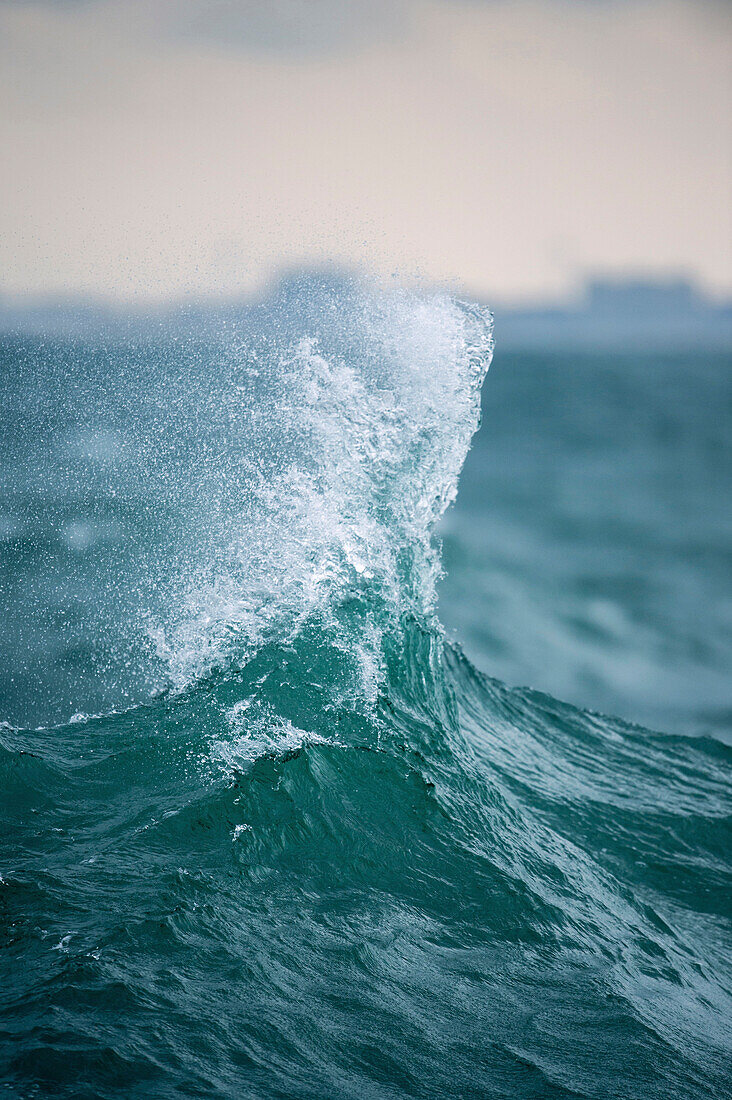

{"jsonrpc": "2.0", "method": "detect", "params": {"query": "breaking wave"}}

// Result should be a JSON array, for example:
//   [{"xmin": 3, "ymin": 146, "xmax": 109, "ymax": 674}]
[
  {"xmin": 1, "ymin": 277, "xmax": 730, "ymax": 1099},
  {"xmin": 148, "ymin": 280, "xmax": 492, "ymax": 703}
]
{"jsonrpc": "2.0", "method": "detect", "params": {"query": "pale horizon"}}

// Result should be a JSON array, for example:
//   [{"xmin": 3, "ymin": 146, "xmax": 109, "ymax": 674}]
[{"xmin": 1, "ymin": 0, "xmax": 730, "ymax": 304}]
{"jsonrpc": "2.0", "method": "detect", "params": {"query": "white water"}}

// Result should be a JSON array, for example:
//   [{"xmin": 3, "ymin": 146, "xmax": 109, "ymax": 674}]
[{"xmin": 151, "ymin": 281, "xmax": 493, "ymax": 695}]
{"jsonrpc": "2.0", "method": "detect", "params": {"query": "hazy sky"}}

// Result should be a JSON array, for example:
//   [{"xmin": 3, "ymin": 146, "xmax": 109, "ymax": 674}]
[{"xmin": 1, "ymin": 0, "xmax": 730, "ymax": 302}]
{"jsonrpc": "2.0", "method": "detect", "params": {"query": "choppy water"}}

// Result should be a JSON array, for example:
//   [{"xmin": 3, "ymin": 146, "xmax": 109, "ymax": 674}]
[{"xmin": 1, "ymin": 278, "xmax": 730, "ymax": 1098}]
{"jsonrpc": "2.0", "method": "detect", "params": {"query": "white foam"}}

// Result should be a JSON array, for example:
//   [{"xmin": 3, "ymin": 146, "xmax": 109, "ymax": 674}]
[
  {"xmin": 212, "ymin": 698, "xmax": 335, "ymax": 769},
  {"xmin": 152, "ymin": 280, "xmax": 493, "ymax": 703}
]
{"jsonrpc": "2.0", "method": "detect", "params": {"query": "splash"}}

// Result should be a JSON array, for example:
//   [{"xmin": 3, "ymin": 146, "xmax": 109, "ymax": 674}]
[{"xmin": 152, "ymin": 279, "xmax": 493, "ymax": 697}]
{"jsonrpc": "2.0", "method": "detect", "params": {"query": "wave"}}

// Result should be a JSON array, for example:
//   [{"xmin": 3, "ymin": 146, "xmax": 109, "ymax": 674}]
[
  {"xmin": 1, "ymin": 278, "xmax": 730, "ymax": 1099},
  {"xmin": 2, "ymin": 624, "xmax": 730, "ymax": 1098},
  {"xmin": 143, "ymin": 278, "xmax": 492, "ymax": 707}
]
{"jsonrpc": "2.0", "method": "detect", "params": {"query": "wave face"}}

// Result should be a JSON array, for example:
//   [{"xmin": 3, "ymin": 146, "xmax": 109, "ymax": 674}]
[{"xmin": 1, "ymin": 279, "xmax": 731, "ymax": 1099}]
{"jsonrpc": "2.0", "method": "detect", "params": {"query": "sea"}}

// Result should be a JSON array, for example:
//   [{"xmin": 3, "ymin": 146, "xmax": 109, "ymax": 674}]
[{"xmin": 1, "ymin": 276, "xmax": 730, "ymax": 1098}]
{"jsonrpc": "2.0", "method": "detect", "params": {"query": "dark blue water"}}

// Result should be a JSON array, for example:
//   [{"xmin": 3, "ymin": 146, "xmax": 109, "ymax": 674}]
[{"xmin": 1, "ymin": 280, "xmax": 730, "ymax": 1098}]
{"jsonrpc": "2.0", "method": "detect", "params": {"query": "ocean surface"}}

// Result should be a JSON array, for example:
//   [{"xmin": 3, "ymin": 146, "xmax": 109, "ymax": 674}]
[{"xmin": 1, "ymin": 278, "xmax": 730, "ymax": 1099}]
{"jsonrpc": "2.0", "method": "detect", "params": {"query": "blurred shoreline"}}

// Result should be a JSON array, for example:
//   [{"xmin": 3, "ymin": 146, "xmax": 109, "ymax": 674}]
[{"xmin": 2, "ymin": 272, "xmax": 731, "ymax": 352}]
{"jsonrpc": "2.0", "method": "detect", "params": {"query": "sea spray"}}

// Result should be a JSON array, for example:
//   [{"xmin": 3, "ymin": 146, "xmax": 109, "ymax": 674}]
[{"xmin": 150, "ymin": 280, "xmax": 493, "ymax": 707}]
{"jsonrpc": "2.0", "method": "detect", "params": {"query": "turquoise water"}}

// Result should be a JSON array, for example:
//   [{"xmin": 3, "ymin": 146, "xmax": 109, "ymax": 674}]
[{"xmin": 1, "ymin": 279, "xmax": 730, "ymax": 1098}]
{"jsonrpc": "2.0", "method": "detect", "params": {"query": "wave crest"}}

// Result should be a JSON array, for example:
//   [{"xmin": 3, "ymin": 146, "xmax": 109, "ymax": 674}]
[{"xmin": 152, "ymin": 279, "xmax": 493, "ymax": 697}]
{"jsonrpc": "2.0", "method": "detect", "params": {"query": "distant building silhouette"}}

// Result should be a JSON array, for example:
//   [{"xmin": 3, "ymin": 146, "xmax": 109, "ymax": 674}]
[
  {"xmin": 494, "ymin": 275, "xmax": 731, "ymax": 351},
  {"xmin": 585, "ymin": 277, "xmax": 700, "ymax": 316}
]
